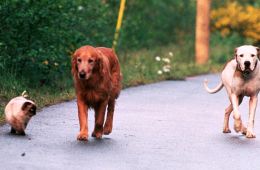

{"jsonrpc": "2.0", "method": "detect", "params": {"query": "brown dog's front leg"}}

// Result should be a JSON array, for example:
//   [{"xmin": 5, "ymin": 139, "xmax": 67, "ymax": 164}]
[
  {"xmin": 77, "ymin": 97, "xmax": 88, "ymax": 141},
  {"xmin": 92, "ymin": 101, "xmax": 108, "ymax": 139},
  {"xmin": 104, "ymin": 99, "xmax": 115, "ymax": 135}
]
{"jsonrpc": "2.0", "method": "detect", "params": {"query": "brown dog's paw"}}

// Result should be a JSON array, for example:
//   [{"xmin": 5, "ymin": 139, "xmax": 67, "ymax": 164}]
[
  {"xmin": 246, "ymin": 130, "xmax": 256, "ymax": 138},
  {"xmin": 77, "ymin": 132, "xmax": 88, "ymax": 141},
  {"xmin": 92, "ymin": 131, "xmax": 103, "ymax": 139},
  {"xmin": 92, "ymin": 124, "xmax": 103, "ymax": 139},
  {"xmin": 103, "ymin": 124, "xmax": 112, "ymax": 135}
]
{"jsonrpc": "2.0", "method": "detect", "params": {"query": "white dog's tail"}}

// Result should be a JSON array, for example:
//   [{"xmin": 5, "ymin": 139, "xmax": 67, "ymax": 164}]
[{"xmin": 203, "ymin": 79, "xmax": 224, "ymax": 94}]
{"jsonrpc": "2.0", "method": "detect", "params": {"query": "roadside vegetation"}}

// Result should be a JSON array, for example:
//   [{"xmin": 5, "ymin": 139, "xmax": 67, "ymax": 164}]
[{"xmin": 0, "ymin": 0, "xmax": 259, "ymax": 121}]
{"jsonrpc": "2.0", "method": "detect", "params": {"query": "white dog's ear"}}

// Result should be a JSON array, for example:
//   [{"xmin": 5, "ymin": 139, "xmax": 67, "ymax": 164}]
[
  {"xmin": 256, "ymin": 47, "xmax": 260, "ymax": 59},
  {"xmin": 234, "ymin": 48, "xmax": 238, "ymax": 60}
]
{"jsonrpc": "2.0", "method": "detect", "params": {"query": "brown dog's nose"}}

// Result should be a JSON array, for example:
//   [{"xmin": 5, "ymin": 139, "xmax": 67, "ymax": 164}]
[
  {"xmin": 244, "ymin": 61, "xmax": 251, "ymax": 68},
  {"xmin": 79, "ymin": 71, "xmax": 86, "ymax": 79}
]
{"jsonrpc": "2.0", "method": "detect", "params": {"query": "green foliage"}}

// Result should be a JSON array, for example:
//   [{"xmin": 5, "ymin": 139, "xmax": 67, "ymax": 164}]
[
  {"xmin": 118, "ymin": 0, "xmax": 196, "ymax": 50},
  {"xmin": 210, "ymin": 0, "xmax": 260, "ymax": 64},
  {"xmin": 0, "ymin": 0, "xmax": 198, "ymax": 88},
  {"xmin": 120, "ymin": 43, "xmax": 214, "ymax": 87},
  {"xmin": 210, "ymin": 32, "xmax": 247, "ymax": 64},
  {"xmin": 0, "ymin": 0, "xmax": 117, "ymax": 87}
]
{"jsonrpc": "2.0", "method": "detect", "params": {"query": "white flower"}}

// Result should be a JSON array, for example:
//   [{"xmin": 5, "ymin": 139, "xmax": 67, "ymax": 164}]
[
  {"xmin": 169, "ymin": 52, "xmax": 173, "ymax": 56},
  {"xmin": 163, "ymin": 65, "xmax": 171, "ymax": 72},
  {"xmin": 157, "ymin": 70, "xmax": 163, "ymax": 75},
  {"xmin": 78, "ymin": 6, "xmax": 84, "ymax": 11},
  {"xmin": 155, "ymin": 56, "xmax": 161, "ymax": 61},
  {"xmin": 162, "ymin": 57, "xmax": 170, "ymax": 63}
]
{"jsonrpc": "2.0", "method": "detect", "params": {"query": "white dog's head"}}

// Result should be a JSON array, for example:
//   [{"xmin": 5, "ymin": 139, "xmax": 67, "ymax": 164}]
[{"xmin": 235, "ymin": 45, "xmax": 260, "ymax": 73}]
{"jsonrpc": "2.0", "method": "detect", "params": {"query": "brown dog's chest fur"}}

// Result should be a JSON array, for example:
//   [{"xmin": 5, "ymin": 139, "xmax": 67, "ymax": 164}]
[
  {"xmin": 81, "ymin": 88, "xmax": 110, "ymax": 107},
  {"xmin": 76, "ymin": 76, "xmax": 112, "ymax": 108}
]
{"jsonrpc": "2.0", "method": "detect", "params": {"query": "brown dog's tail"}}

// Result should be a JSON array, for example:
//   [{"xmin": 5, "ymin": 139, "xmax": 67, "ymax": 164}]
[{"xmin": 203, "ymin": 79, "xmax": 224, "ymax": 94}]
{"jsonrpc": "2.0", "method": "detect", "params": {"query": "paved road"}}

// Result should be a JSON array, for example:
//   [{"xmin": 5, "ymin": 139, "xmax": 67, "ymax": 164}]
[{"xmin": 1, "ymin": 74, "xmax": 260, "ymax": 170}]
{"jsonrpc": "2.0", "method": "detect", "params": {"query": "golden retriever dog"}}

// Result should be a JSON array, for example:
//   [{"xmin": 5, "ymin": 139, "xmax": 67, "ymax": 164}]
[
  {"xmin": 5, "ymin": 92, "xmax": 36, "ymax": 135},
  {"xmin": 71, "ymin": 45, "xmax": 122, "ymax": 140}
]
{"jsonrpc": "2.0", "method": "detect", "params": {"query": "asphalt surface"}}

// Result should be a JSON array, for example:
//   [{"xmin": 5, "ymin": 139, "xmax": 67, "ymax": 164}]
[{"xmin": 1, "ymin": 74, "xmax": 260, "ymax": 170}]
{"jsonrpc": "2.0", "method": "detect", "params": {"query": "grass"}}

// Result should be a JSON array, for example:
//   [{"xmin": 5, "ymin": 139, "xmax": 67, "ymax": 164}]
[
  {"xmin": 0, "ymin": 75, "xmax": 75, "ymax": 123},
  {"xmin": 0, "ymin": 42, "xmax": 225, "ymax": 123},
  {"xmin": 120, "ymin": 42, "xmax": 223, "ymax": 87}
]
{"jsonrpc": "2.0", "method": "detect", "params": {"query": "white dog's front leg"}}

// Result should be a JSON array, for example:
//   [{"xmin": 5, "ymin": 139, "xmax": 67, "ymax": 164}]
[
  {"xmin": 223, "ymin": 104, "xmax": 232, "ymax": 133},
  {"xmin": 231, "ymin": 94, "xmax": 243, "ymax": 132},
  {"xmin": 247, "ymin": 96, "xmax": 257, "ymax": 138}
]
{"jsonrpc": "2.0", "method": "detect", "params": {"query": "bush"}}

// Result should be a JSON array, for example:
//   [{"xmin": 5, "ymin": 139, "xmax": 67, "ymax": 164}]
[
  {"xmin": 211, "ymin": 1, "xmax": 260, "ymax": 45},
  {"xmin": 0, "ymin": 0, "xmax": 198, "ymax": 87},
  {"xmin": 0, "ymin": 0, "xmax": 117, "ymax": 87},
  {"xmin": 210, "ymin": 32, "xmax": 246, "ymax": 64},
  {"xmin": 118, "ymin": 0, "xmax": 196, "ymax": 51}
]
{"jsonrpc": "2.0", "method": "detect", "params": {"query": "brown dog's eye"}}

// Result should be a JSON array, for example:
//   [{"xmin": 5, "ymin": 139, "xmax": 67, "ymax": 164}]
[
  {"xmin": 88, "ymin": 59, "xmax": 94, "ymax": 63},
  {"xmin": 251, "ymin": 54, "xmax": 255, "ymax": 57},
  {"xmin": 77, "ymin": 58, "xmax": 82, "ymax": 63},
  {"xmin": 239, "ymin": 54, "xmax": 244, "ymax": 58}
]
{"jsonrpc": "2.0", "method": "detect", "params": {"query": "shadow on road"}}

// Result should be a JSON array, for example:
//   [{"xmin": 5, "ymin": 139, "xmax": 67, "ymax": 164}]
[
  {"xmin": 71, "ymin": 137, "xmax": 117, "ymax": 149},
  {"xmin": 1, "ymin": 131, "xmax": 32, "ymax": 141},
  {"xmin": 222, "ymin": 134, "xmax": 258, "ymax": 146}
]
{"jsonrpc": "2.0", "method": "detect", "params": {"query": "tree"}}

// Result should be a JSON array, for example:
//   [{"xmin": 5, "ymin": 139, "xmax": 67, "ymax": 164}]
[{"xmin": 195, "ymin": 0, "xmax": 211, "ymax": 64}]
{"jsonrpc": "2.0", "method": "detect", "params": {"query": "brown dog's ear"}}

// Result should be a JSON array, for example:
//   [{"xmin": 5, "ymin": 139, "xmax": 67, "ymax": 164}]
[
  {"xmin": 71, "ymin": 51, "xmax": 78, "ymax": 76},
  {"xmin": 97, "ymin": 55, "xmax": 105, "ymax": 75},
  {"xmin": 96, "ymin": 50, "xmax": 109, "ymax": 77}
]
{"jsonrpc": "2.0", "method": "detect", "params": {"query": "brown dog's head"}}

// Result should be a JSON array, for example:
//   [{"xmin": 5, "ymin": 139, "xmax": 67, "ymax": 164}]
[{"xmin": 72, "ymin": 46, "xmax": 103, "ymax": 80}]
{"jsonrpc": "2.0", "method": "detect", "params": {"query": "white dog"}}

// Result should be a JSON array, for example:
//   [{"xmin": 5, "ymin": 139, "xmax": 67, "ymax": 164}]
[
  {"xmin": 204, "ymin": 45, "xmax": 260, "ymax": 138},
  {"xmin": 5, "ymin": 92, "xmax": 36, "ymax": 135}
]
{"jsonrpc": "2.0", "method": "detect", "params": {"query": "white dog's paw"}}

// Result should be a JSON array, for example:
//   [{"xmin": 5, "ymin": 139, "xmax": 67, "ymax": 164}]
[
  {"xmin": 234, "ymin": 119, "xmax": 242, "ymax": 133},
  {"xmin": 246, "ymin": 130, "xmax": 256, "ymax": 138},
  {"xmin": 241, "ymin": 126, "xmax": 247, "ymax": 135}
]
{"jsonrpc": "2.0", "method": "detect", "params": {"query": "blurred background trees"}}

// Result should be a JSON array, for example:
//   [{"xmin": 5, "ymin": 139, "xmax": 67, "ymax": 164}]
[
  {"xmin": 211, "ymin": 1, "xmax": 260, "ymax": 44},
  {"xmin": 0, "ymin": 0, "xmax": 117, "ymax": 86},
  {"xmin": 0, "ymin": 0, "xmax": 259, "ymax": 88},
  {"xmin": 195, "ymin": 0, "xmax": 211, "ymax": 64}
]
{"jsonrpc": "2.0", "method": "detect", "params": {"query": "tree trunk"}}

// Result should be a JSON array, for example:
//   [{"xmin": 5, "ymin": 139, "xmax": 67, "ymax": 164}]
[{"xmin": 195, "ymin": 0, "xmax": 211, "ymax": 64}]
